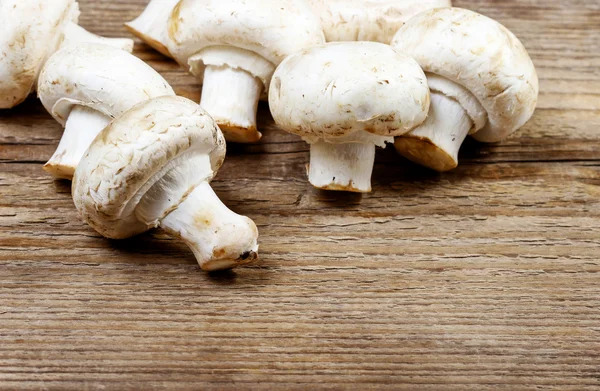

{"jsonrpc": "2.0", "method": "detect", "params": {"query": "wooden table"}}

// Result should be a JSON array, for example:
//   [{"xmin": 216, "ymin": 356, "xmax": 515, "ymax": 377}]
[{"xmin": 1, "ymin": 0, "xmax": 599, "ymax": 389}]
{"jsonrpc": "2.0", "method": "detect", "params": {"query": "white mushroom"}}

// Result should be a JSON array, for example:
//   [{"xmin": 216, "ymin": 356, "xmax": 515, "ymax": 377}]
[
  {"xmin": 37, "ymin": 44, "xmax": 174, "ymax": 179},
  {"xmin": 269, "ymin": 42, "xmax": 430, "ymax": 193},
  {"xmin": 308, "ymin": 0, "xmax": 451, "ymax": 43},
  {"xmin": 391, "ymin": 8, "xmax": 539, "ymax": 171},
  {"xmin": 125, "ymin": 0, "xmax": 179, "ymax": 57},
  {"xmin": 0, "ymin": 0, "xmax": 134, "ymax": 109},
  {"xmin": 167, "ymin": 0, "xmax": 325, "ymax": 143},
  {"xmin": 73, "ymin": 96, "xmax": 259, "ymax": 272}
]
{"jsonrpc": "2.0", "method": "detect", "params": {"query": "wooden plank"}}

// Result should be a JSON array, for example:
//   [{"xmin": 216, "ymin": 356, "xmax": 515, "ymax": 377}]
[{"xmin": 0, "ymin": 0, "xmax": 599, "ymax": 389}]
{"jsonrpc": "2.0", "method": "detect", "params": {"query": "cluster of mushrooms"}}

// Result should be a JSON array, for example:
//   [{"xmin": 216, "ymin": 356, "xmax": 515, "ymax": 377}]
[{"xmin": 0, "ymin": 0, "xmax": 538, "ymax": 272}]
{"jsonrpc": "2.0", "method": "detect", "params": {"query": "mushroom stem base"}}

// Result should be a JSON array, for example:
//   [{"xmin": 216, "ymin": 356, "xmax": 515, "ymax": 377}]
[
  {"xmin": 124, "ymin": 0, "xmax": 178, "ymax": 57},
  {"xmin": 160, "ymin": 182, "xmax": 259, "ymax": 271},
  {"xmin": 62, "ymin": 22, "xmax": 134, "ymax": 52},
  {"xmin": 395, "ymin": 92, "xmax": 472, "ymax": 172},
  {"xmin": 200, "ymin": 65, "xmax": 263, "ymax": 143},
  {"xmin": 308, "ymin": 140, "xmax": 375, "ymax": 193},
  {"xmin": 44, "ymin": 106, "xmax": 111, "ymax": 180}
]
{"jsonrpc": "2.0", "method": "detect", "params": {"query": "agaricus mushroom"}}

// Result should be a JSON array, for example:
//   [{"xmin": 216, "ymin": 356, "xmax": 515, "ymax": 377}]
[
  {"xmin": 125, "ymin": 0, "xmax": 179, "ymax": 57},
  {"xmin": 73, "ymin": 95, "xmax": 259, "ymax": 272},
  {"xmin": 308, "ymin": 0, "xmax": 451, "ymax": 43},
  {"xmin": 0, "ymin": 0, "xmax": 133, "ymax": 109},
  {"xmin": 269, "ymin": 42, "xmax": 430, "ymax": 193},
  {"xmin": 37, "ymin": 43, "xmax": 174, "ymax": 179},
  {"xmin": 167, "ymin": 0, "xmax": 325, "ymax": 143},
  {"xmin": 391, "ymin": 8, "xmax": 539, "ymax": 171}
]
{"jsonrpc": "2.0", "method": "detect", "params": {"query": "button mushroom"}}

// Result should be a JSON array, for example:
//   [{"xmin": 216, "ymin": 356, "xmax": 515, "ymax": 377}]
[
  {"xmin": 308, "ymin": 0, "xmax": 451, "ymax": 43},
  {"xmin": 37, "ymin": 43, "xmax": 175, "ymax": 180},
  {"xmin": 125, "ymin": 0, "xmax": 179, "ymax": 57},
  {"xmin": 73, "ymin": 96, "xmax": 259, "ymax": 272},
  {"xmin": 269, "ymin": 42, "xmax": 430, "ymax": 193},
  {"xmin": 0, "ymin": 0, "xmax": 134, "ymax": 109},
  {"xmin": 391, "ymin": 8, "xmax": 539, "ymax": 171},
  {"xmin": 166, "ymin": 0, "xmax": 325, "ymax": 143}
]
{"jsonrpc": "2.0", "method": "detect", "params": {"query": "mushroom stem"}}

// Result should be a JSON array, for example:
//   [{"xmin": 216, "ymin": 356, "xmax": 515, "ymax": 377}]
[
  {"xmin": 124, "ymin": 0, "xmax": 178, "ymax": 57},
  {"xmin": 160, "ymin": 182, "xmax": 259, "ymax": 271},
  {"xmin": 44, "ymin": 106, "xmax": 111, "ymax": 179},
  {"xmin": 199, "ymin": 65, "xmax": 263, "ymax": 143},
  {"xmin": 61, "ymin": 22, "xmax": 134, "ymax": 52},
  {"xmin": 395, "ymin": 91, "xmax": 472, "ymax": 172},
  {"xmin": 308, "ymin": 139, "xmax": 375, "ymax": 193}
]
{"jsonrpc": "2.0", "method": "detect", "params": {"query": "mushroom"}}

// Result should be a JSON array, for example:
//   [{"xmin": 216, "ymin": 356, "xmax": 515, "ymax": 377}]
[
  {"xmin": 125, "ymin": 0, "xmax": 179, "ymax": 57},
  {"xmin": 0, "ymin": 0, "xmax": 134, "ymax": 109},
  {"xmin": 391, "ymin": 8, "xmax": 539, "ymax": 171},
  {"xmin": 308, "ymin": 0, "xmax": 451, "ymax": 43},
  {"xmin": 37, "ymin": 43, "xmax": 174, "ymax": 179},
  {"xmin": 166, "ymin": 0, "xmax": 325, "ymax": 143},
  {"xmin": 73, "ymin": 95, "xmax": 259, "ymax": 271},
  {"xmin": 269, "ymin": 42, "xmax": 430, "ymax": 193}
]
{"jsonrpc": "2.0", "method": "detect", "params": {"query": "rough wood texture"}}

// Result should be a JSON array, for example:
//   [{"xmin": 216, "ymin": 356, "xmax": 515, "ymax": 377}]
[{"xmin": 1, "ymin": 0, "xmax": 599, "ymax": 389}]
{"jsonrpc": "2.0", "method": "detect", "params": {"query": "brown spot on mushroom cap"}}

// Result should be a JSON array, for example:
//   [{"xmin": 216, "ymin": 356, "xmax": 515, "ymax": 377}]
[
  {"xmin": 8, "ymin": 30, "xmax": 28, "ymax": 49},
  {"xmin": 167, "ymin": 0, "xmax": 184, "ymax": 45},
  {"xmin": 3, "ymin": 65, "xmax": 37, "ymax": 107}
]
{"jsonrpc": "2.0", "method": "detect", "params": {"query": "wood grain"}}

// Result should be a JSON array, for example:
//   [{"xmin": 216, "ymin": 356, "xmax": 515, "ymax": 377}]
[{"xmin": 1, "ymin": 0, "xmax": 599, "ymax": 389}]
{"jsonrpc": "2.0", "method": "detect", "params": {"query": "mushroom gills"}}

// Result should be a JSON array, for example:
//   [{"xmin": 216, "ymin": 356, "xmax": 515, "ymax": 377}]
[
  {"xmin": 395, "ymin": 75, "xmax": 487, "ymax": 172},
  {"xmin": 308, "ymin": 138, "xmax": 378, "ymax": 193},
  {"xmin": 61, "ymin": 23, "xmax": 134, "ymax": 53},
  {"xmin": 44, "ymin": 106, "xmax": 111, "ymax": 180},
  {"xmin": 135, "ymin": 154, "xmax": 259, "ymax": 271}
]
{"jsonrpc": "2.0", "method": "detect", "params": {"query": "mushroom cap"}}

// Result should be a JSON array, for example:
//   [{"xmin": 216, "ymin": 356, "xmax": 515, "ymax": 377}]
[
  {"xmin": 167, "ymin": 0, "xmax": 325, "ymax": 71},
  {"xmin": 73, "ymin": 96, "xmax": 227, "ymax": 239},
  {"xmin": 38, "ymin": 43, "xmax": 175, "ymax": 126},
  {"xmin": 309, "ymin": 0, "xmax": 451, "ymax": 43},
  {"xmin": 0, "ymin": 0, "xmax": 78, "ymax": 108},
  {"xmin": 391, "ymin": 7, "xmax": 539, "ymax": 142},
  {"xmin": 268, "ymin": 41, "xmax": 430, "ymax": 143}
]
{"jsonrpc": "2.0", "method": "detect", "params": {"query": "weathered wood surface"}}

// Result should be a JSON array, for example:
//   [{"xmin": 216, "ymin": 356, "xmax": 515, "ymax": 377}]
[{"xmin": 1, "ymin": 0, "xmax": 599, "ymax": 389}]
